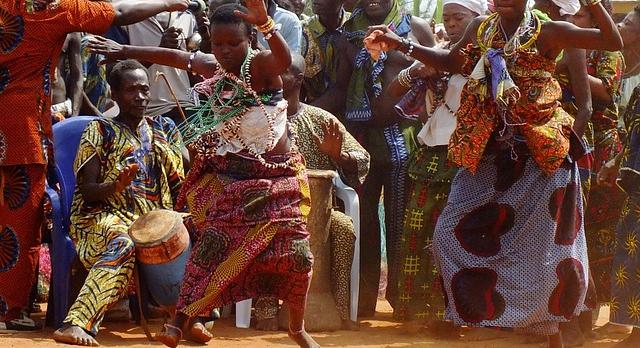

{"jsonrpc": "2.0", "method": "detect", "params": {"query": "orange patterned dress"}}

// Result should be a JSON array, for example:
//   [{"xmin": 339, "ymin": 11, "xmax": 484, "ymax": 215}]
[
  {"xmin": 0, "ymin": 0, "xmax": 114, "ymax": 321},
  {"xmin": 448, "ymin": 14, "xmax": 574, "ymax": 176},
  {"xmin": 433, "ymin": 12, "xmax": 588, "ymax": 335}
]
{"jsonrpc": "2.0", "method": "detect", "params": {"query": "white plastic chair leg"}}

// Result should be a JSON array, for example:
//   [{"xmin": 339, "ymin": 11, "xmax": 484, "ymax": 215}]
[
  {"xmin": 235, "ymin": 299, "xmax": 252, "ymax": 328},
  {"xmin": 333, "ymin": 176, "xmax": 360, "ymax": 323}
]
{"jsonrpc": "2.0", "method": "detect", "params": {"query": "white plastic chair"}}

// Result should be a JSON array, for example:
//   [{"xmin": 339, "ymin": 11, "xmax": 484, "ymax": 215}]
[
  {"xmin": 235, "ymin": 299, "xmax": 252, "ymax": 328},
  {"xmin": 233, "ymin": 175, "xmax": 361, "ymax": 327},
  {"xmin": 333, "ymin": 175, "xmax": 360, "ymax": 323}
]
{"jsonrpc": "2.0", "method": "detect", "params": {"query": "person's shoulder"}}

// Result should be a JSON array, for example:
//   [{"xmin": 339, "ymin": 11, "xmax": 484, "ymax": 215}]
[
  {"xmin": 274, "ymin": 6, "xmax": 301, "ymax": 23},
  {"xmin": 304, "ymin": 104, "xmax": 338, "ymax": 121},
  {"xmin": 86, "ymin": 117, "xmax": 115, "ymax": 136},
  {"xmin": 175, "ymin": 10, "xmax": 197, "ymax": 25},
  {"xmin": 409, "ymin": 15, "xmax": 430, "ymax": 28}
]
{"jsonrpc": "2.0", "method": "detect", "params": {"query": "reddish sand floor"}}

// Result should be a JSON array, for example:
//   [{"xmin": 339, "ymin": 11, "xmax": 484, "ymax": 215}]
[{"xmin": 0, "ymin": 301, "xmax": 630, "ymax": 347}]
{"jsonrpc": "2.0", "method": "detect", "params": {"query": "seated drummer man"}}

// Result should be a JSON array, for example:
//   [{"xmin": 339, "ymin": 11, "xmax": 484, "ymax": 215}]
[
  {"xmin": 255, "ymin": 54, "xmax": 370, "ymax": 330},
  {"xmin": 54, "ymin": 60, "xmax": 188, "ymax": 347}
]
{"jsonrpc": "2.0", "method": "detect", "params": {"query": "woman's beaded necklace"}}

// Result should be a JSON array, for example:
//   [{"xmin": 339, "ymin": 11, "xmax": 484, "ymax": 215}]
[
  {"xmin": 475, "ymin": 11, "xmax": 543, "ymax": 158},
  {"xmin": 477, "ymin": 11, "xmax": 541, "ymax": 56},
  {"xmin": 191, "ymin": 49, "xmax": 295, "ymax": 169}
]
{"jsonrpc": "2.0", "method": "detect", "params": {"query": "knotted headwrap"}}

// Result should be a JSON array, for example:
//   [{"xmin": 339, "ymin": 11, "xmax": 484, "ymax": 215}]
[{"xmin": 442, "ymin": 0, "xmax": 488, "ymax": 15}]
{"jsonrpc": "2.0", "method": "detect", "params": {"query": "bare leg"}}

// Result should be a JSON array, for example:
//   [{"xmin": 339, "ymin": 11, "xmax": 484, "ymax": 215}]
[
  {"xmin": 548, "ymin": 332, "xmax": 564, "ymax": 348},
  {"xmin": 578, "ymin": 311, "xmax": 596, "ymax": 339},
  {"xmin": 53, "ymin": 325, "xmax": 99, "ymax": 347},
  {"xmin": 560, "ymin": 317, "xmax": 585, "ymax": 347},
  {"xmin": 288, "ymin": 307, "xmax": 320, "ymax": 348}
]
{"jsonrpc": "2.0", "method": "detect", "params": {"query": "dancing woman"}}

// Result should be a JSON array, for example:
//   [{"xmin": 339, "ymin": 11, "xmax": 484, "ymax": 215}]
[
  {"xmin": 366, "ymin": 0, "xmax": 621, "ymax": 346},
  {"xmin": 89, "ymin": 1, "xmax": 319, "ymax": 347}
]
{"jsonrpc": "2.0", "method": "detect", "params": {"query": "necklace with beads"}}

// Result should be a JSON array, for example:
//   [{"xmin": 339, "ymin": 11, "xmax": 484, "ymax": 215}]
[
  {"xmin": 192, "ymin": 49, "xmax": 296, "ymax": 169},
  {"xmin": 477, "ymin": 11, "xmax": 541, "ymax": 57}
]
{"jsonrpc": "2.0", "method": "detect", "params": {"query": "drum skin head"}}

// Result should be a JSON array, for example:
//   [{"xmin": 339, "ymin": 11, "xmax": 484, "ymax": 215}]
[
  {"xmin": 130, "ymin": 209, "xmax": 191, "ymax": 264},
  {"xmin": 130, "ymin": 209, "xmax": 183, "ymax": 245},
  {"xmin": 306, "ymin": 169, "xmax": 337, "ymax": 179}
]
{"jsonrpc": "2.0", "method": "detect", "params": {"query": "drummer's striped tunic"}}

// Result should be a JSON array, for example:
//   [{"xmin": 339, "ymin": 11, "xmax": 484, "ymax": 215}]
[{"xmin": 64, "ymin": 117, "xmax": 184, "ymax": 335}]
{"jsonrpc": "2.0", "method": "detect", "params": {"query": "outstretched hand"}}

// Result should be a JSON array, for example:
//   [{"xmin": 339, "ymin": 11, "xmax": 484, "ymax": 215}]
[
  {"xmin": 234, "ymin": 0, "xmax": 269, "ymax": 26},
  {"xmin": 313, "ymin": 119, "xmax": 344, "ymax": 161},
  {"xmin": 87, "ymin": 36, "xmax": 126, "ymax": 63},
  {"xmin": 366, "ymin": 25, "xmax": 403, "ymax": 51}
]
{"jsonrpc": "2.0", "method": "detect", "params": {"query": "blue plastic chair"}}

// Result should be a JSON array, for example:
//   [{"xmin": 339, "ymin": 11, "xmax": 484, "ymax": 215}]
[{"xmin": 46, "ymin": 116, "xmax": 98, "ymax": 328}]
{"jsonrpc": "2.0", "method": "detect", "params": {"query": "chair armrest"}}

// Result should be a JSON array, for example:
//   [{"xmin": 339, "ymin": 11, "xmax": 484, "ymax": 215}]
[{"xmin": 333, "ymin": 176, "xmax": 358, "ymax": 217}]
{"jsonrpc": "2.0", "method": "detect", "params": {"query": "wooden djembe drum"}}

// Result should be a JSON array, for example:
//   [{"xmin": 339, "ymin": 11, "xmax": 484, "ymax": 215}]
[
  {"xmin": 129, "ymin": 209, "xmax": 191, "ymax": 318},
  {"xmin": 279, "ymin": 169, "xmax": 342, "ymax": 331}
]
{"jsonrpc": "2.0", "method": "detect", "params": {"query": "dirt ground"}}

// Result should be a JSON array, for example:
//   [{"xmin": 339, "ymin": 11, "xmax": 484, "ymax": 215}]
[{"xmin": 0, "ymin": 301, "xmax": 630, "ymax": 347}]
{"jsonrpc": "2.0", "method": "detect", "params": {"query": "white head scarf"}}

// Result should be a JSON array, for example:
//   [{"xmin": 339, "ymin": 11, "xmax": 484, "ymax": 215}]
[
  {"xmin": 551, "ymin": 0, "xmax": 580, "ymax": 16},
  {"xmin": 442, "ymin": 0, "xmax": 488, "ymax": 16}
]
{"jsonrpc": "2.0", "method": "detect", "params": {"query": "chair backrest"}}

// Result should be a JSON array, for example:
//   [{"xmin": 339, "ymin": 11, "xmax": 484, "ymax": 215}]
[{"xmin": 52, "ymin": 116, "xmax": 99, "ymax": 218}]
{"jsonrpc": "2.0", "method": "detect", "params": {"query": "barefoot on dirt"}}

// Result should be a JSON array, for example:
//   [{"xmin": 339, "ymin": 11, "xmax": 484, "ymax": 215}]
[{"xmin": 53, "ymin": 326, "xmax": 99, "ymax": 347}]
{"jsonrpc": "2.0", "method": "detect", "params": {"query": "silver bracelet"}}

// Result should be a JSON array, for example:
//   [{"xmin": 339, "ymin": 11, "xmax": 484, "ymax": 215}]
[
  {"xmin": 398, "ymin": 67, "xmax": 413, "ymax": 88},
  {"xmin": 187, "ymin": 51, "xmax": 197, "ymax": 75}
]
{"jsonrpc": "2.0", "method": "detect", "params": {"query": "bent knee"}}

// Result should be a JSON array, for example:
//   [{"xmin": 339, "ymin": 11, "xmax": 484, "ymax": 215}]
[{"xmin": 330, "ymin": 211, "xmax": 356, "ymax": 239}]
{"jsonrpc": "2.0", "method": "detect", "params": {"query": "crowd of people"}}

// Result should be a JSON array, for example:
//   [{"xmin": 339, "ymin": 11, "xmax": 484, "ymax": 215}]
[{"xmin": 3, "ymin": 0, "xmax": 640, "ymax": 347}]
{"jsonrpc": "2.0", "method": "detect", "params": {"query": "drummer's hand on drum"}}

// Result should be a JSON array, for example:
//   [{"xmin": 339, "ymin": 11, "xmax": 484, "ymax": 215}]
[
  {"xmin": 313, "ymin": 118, "xmax": 344, "ymax": 161},
  {"xmin": 114, "ymin": 163, "xmax": 139, "ymax": 192}
]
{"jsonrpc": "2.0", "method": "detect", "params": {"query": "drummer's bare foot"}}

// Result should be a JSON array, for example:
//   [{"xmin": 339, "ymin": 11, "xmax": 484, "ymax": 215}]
[
  {"xmin": 256, "ymin": 317, "xmax": 279, "ymax": 331},
  {"xmin": 186, "ymin": 322, "xmax": 213, "ymax": 344},
  {"xmin": 53, "ymin": 325, "xmax": 99, "ymax": 346},
  {"xmin": 288, "ymin": 328, "xmax": 320, "ymax": 348},
  {"xmin": 156, "ymin": 324, "xmax": 182, "ymax": 348}
]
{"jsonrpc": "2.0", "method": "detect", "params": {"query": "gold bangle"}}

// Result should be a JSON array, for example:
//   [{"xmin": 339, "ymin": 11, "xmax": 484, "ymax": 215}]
[{"xmin": 258, "ymin": 17, "xmax": 275, "ymax": 33}]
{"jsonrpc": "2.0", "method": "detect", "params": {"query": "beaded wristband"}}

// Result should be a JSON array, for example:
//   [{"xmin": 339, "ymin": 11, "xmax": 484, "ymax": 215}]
[
  {"xmin": 400, "ymin": 37, "xmax": 415, "ymax": 56},
  {"xmin": 405, "ymin": 38, "xmax": 414, "ymax": 56},
  {"xmin": 187, "ymin": 51, "xmax": 197, "ymax": 75},
  {"xmin": 258, "ymin": 17, "xmax": 276, "ymax": 33}
]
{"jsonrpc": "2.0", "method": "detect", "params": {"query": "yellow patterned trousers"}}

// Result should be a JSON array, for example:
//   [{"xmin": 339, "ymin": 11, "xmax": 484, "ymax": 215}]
[{"xmin": 63, "ymin": 215, "xmax": 135, "ymax": 335}]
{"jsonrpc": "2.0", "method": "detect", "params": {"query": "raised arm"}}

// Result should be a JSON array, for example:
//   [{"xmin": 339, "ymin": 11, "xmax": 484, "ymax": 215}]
[
  {"xmin": 112, "ymin": 0, "xmax": 190, "ymax": 26},
  {"xmin": 88, "ymin": 36, "xmax": 220, "ymax": 78},
  {"xmin": 367, "ymin": 16, "xmax": 483, "ymax": 74},
  {"xmin": 565, "ymin": 48, "xmax": 593, "ymax": 137},
  {"xmin": 545, "ymin": 2, "xmax": 623, "ymax": 53},
  {"xmin": 66, "ymin": 33, "xmax": 84, "ymax": 116},
  {"xmin": 237, "ymin": 0, "xmax": 292, "ymax": 77}
]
